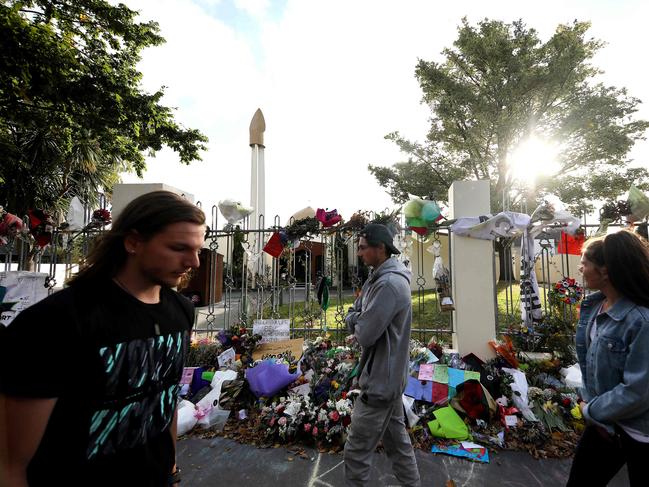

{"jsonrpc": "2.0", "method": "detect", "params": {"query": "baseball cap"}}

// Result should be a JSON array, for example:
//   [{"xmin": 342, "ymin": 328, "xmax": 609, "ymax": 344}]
[{"xmin": 360, "ymin": 223, "xmax": 400, "ymax": 255}]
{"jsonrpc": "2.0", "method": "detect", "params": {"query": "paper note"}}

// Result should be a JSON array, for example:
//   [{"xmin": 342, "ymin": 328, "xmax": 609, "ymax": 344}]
[
  {"xmin": 252, "ymin": 319, "xmax": 290, "ymax": 343},
  {"xmin": 418, "ymin": 364, "xmax": 434, "ymax": 381},
  {"xmin": 433, "ymin": 364, "xmax": 449, "ymax": 384},
  {"xmin": 425, "ymin": 349, "xmax": 439, "ymax": 364},
  {"xmin": 461, "ymin": 441, "xmax": 484, "ymax": 450},
  {"xmin": 448, "ymin": 368, "xmax": 466, "ymax": 388},
  {"xmin": 180, "ymin": 367, "xmax": 197, "ymax": 385},
  {"xmin": 217, "ymin": 347, "xmax": 236, "ymax": 367},
  {"xmin": 505, "ymin": 415, "xmax": 518, "ymax": 427},
  {"xmin": 404, "ymin": 376, "xmax": 433, "ymax": 402}
]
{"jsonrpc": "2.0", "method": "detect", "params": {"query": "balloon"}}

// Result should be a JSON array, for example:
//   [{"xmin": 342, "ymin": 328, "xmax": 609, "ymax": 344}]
[
  {"xmin": 406, "ymin": 217, "xmax": 426, "ymax": 228},
  {"xmin": 421, "ymin": 201, "xmax": 441, "ymax": 223},
  {"xmin": 218, "ymin": 199, "xmax": 254, "ymax": 224},
  {"xmin": 404, "ymin": 199, "xmax": 423, "ymax": 218}
]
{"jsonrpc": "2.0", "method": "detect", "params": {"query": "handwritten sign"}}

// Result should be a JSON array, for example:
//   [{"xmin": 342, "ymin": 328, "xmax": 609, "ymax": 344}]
[
  {"xmin": 252, "ymin": 338, "xmax": 304, "ymax": 362},
  {"xmin": 252, "ymin": 319, "xmax": 290, "ymax": 343},
  {"xmin": 217, "ymin": 347, "xmax": 236, "ymax": 368},
  {"xmin": 418, "ymin": 364, "xmax": 434, "ymax": 381}
]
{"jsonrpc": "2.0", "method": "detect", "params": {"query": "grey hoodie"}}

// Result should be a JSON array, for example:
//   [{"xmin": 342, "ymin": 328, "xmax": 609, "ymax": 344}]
[{"xmin": 345, "ymin": 258, "xmax": 412, "ymax": 405}]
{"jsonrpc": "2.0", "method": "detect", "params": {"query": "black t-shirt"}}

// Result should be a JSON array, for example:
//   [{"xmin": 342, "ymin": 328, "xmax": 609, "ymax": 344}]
[{"xmin": 0, "ymin": 280, "xmax": 194, "ymax": 487}]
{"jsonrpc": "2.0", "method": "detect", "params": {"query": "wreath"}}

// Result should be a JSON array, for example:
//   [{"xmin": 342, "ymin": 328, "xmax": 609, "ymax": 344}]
[{"xmin": 548, "ymin": 277, "xmax": 583, "ymax": 306}]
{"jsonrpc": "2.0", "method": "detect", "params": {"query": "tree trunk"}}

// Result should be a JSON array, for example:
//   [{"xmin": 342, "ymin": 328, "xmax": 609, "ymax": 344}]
[{"xmin": 16, "ymin": 239, "xmax": 37, "ymax": 271}]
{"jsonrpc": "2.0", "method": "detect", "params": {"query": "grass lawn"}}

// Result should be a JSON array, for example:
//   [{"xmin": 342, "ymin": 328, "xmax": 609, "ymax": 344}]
[
  {"xmin": 270, "ymin": 282, "xmax": 534, "ymax": 343},
  {"xmin": 274, "ymin": 289, "xmax": 453, "ymax": 343}
]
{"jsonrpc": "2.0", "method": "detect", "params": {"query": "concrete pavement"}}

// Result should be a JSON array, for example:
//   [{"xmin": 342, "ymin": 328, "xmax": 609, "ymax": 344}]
[{"xmin": 177, "ymin": 436, "xmax": 628, "ymax": 486}]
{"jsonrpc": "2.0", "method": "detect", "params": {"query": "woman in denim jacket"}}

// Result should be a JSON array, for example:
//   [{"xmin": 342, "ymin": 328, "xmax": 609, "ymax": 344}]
[{"xmin": 567, "ymin": 230, "xmax": 649, "ymax": 486}]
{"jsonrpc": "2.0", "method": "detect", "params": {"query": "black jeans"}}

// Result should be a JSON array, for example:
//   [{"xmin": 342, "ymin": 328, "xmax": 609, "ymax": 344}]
[{"xmin": 566, "ymin": 424, "xmax": 649, "ymax": 486}]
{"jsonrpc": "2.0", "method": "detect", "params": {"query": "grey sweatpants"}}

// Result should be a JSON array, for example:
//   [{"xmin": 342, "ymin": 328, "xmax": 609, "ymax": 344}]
[{"xmin": 343, "ymin": 396, "xmax": 421, "ymax": 487}]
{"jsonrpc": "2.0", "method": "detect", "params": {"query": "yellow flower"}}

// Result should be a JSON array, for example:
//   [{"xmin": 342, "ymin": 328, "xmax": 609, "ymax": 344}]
[
  {"xmin": 571, "ymin": 404, "xmax": 583, "ymax": 420},
  {"xmin": 331, "ymin": 380, "xmax": 339, "ymax": 390}
]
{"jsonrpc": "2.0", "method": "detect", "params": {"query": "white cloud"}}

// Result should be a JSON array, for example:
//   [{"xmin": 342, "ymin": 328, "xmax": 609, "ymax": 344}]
[
  {"xmin": 234, "ymin": 0, "xmax": 270, "ymax": 19},
  {"xmin": 121, "ymin": 0, "xmax": 649, "ymax": 223}
]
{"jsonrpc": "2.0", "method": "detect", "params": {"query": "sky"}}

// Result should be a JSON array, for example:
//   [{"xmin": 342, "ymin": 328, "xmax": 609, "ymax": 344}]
[{"xmin": 120, "ymin": 0, "xmax": 649, "ymax": 224}]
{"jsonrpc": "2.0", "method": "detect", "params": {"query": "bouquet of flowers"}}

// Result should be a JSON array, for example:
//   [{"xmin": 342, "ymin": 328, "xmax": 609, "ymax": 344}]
[
  {"xmin": 258, "ymin": 392, "xmax": 353, "ymax": 446},
  {"xmin": 527, "ymin": 387, "xmax": 575, "ymax": 432},
  {"xmin": 186, "ymin": 336, "xmax": 224, "ymax": 368},
  {"xmin": 548, "ymin": 278, "xmax": 583, "ymax": 306},
  {"xmin": 216, "ymin": 325, "xmax": 263, "ymax": 366},
  {"xmin": 0, "ymin": 207, "xmax": 25, "ymax": 245},
  {"xmin": 88, "ymin": 208, "xmax": 112, "ymax": 229}
]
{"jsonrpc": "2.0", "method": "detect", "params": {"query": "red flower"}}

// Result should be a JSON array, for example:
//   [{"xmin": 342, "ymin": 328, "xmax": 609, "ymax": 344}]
[
  {"xmin": 341, "ymin": 391, "xmax": 347, "ymax": 399},
  {"xmin": 343, "ymin": 416, "xmax": 352, "ymax": 427},
  {"xmin": 329, "ymin": 411, "xmax": 340, "ymax": 422},
  {"xmin": 312, "ymin": 426, "xmax": 319, "ymax": 436}
]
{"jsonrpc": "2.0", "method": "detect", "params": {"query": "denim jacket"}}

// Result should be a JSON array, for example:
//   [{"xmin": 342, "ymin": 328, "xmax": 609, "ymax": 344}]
[{"xmin": 575, "ymin": 291, "xmax": 649, "ymax": 434}]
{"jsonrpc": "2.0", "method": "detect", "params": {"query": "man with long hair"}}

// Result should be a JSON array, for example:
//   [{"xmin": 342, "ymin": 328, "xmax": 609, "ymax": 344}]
[{"xmin": 1, "ymin": 191, "xmax": 205, "ymax": 487}]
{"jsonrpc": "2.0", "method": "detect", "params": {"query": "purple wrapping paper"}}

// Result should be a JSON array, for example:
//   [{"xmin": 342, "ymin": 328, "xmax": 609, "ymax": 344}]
[{"xmin": 245, "ymin": 361, "xmax": 300, "ymax": 398}]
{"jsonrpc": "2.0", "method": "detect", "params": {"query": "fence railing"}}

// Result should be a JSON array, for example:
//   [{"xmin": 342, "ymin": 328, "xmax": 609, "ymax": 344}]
[
  {"xmin": 2, "ymin": 205, "xmax": 454, "ymax": 345},
  {"xmin": 194, "ymin": 206, "xmax": 454, "ymax": 344}
]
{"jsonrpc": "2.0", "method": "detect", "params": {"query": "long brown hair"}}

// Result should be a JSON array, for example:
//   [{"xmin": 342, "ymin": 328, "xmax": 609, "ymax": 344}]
[
  {"xmin": 68, "ymin": 191, "xmax": 205, "ymax": 285},
  {"xmin": 582, "ymin": 229, "xmax": 649, "ymax": 307}
]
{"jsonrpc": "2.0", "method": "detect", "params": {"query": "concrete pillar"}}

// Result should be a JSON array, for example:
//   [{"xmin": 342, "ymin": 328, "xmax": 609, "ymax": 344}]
[
  {"xmin": 111, "ymin": 183, "xmax": 194, "ymax": 220},
  {"xmin": 448, "ymin": 180, "xmax": 496, "ymax": 360}
]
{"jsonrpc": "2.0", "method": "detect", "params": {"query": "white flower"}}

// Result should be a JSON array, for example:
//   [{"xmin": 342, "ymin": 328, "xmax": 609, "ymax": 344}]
[
  {"xmin": 336, "ymin": 399, "xmax": 352, "ymax": 415},
  {"xmin": 335, "ymin": 362, "xmax": 353, "ymax": 374},
  {"xmin": 284, "ymin": 400, "xmax": 302, "ymax": 418},
  {"xmin": 327, "ymin": 399, "xmax": 335, "ymax": 409},
  {"xmin": 318, "ymin": 409, "xmax": 328, "ymax": 423}
]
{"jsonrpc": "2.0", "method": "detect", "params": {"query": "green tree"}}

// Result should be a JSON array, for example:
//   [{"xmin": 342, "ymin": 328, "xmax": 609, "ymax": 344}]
[
  {"xmin": 369, "ymin": 18, "xmax": 649, "ymax": 214},
  {"xmin": 0, "ymin": 0, "xmax": 208, "ymax": 217}
]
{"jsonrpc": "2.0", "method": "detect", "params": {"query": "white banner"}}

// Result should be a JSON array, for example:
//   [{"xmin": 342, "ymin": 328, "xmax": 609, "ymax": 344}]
[{"xmin": 1, "ymin": 271, "xmax": 49, "ymax": 327}]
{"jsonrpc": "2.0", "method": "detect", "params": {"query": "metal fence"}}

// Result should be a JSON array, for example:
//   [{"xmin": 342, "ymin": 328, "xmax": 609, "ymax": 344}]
[
  {"xmin": 1, "ymin": 202, "xmax": 454, "ymax": 345},
  {"xmin": 495, "ymin": 218, "xmax": 633, "ymax": 353},
  {"xmin": 195, "ymin": 206, "xmax": 454, "ymax": 344}
]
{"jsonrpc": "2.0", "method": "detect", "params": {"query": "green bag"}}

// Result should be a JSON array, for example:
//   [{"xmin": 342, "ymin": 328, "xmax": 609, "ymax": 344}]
[{"xmin": 427, "ymin": 406, "xmax": 470, "ymax": 440}]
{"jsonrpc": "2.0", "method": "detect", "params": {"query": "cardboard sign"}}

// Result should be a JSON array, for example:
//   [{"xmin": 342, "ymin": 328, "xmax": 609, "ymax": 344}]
[
  {"xmin": 252, "ymin": 338, "xmax": 304, "ymax": 362},
  {"xmin": 252, "ymin": 319, "xmax": 290, "ymax": 343}
]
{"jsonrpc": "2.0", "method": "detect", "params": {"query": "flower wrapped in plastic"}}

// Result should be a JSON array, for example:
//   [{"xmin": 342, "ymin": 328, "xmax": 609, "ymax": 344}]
[{"xmin": 548, "ymin": 277, "xmax": 583, "ymax": 306}]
